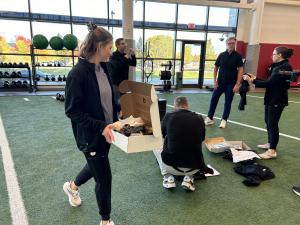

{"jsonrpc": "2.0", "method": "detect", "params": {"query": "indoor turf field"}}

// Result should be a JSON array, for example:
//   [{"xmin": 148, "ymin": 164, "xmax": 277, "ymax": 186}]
[{"xmin": 0, "ymin": 92, "xmax": 300, "ymax": 225}]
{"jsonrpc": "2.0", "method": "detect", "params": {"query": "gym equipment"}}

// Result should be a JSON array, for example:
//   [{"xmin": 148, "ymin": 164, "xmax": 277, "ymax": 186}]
[
  {"xmin": 10, "ymin": 81, "xmax": 17, "ymax": 88},
  {"xmin": 159, "ymin": 61, "xmax": 173, "ymax": 92},
  {"xmin": 11, "ymin": 71, "xmax": 17, "ymax": 78},
  {"xmin": 45, "ymin": 75, "xmax": 50, "ymax": 81},
  {"xmin": 63, "ymin": 34, "xmax": 78, "ymax": 50},
  {"xmin": 57, "ymin": 62, "xmax": 61, "ymax": 67},
  {"xmin": 62, "ymin": 75, "xmax": 66, "ymax": 81},
  {"xmin": 24, "ymin": 62, "xmax": 29, "ymax": 67},
  {"xmin": 143, "ymin": 41, "xmax": 154, "ymax": 83},
  {"xmin": 4, "ymin": 72, "xmax": 9, "ymax": 78},
  {"xmin": 0, "ymin": 71, "xmax": 3, "ymax": 78},
  {"xmin": 16, "ymin": 81, "xmax": 22, "ymax": 88},
  {"xmin": 22, "ymin": 80, "xmax": 28, "ymax": 88},
  {"xmin": 33, "ymin": 34, "xmax": 48, "ymax": 49},
  {"xmin": 36, "ymin": 62, "xmax": 40, "ymax": 66},
  {"xmin": 3, "ymin": 62, "xmax": 8, "ymax": 67},
  {"xmin": 17, "ymin": 71, "xmax": 22, "ymax": 78},
  {"xmin": 56, "ymin": 93, "xmax": 65, "ymax": 102},
  {"xmin": 48, "ymin": 63, "xmax": 52, "ymax": 67},
  {"xmin": 35, "ymin": 76, "xmax": 40, "ymax": 81},
  {"xmin": 8, "ymin": 63, "xmax": 13, "ymax": 67},
  {"xmin": 51, "ymin": 75, "xmax": 56, "ymax": 81},
  {"xmin": 0, "ymin": 62, "xmax": 3, "ymax": 67},
  {"xmin": 56, "ymin": 93, "xmax": 61, "ymax": 100},
  {"xmin": 4, "ymin": 81, "xmax": 9, "ymax": 88},
  {"xmin": 49, "ymin": 36, "xmax": 64, "ymax": 50},
  {"xmin": 13, "ymin": 62, "xmax": 18, "ymax": 67},
  {"xmin": 57, "ymin": 75, "xmax": 62, "ymax": 82},
  {"xmin": 18, "ymin": 62, "xmax": 24, "ymax": 67}
]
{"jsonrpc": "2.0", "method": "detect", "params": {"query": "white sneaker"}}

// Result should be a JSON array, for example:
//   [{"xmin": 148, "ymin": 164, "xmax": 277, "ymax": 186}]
[
  {"xmin": 63, "ymin": 181, "xmax": 82, "ymax": 207},
  {"xmin": 204, "ymin": 117, "xmax": 214, "ymax": 125},
  {"xmin": 257, "ymin": 143, "xmax": 270, "ymax": 149},
  {"xmin": 163, "ymin": 175, "xmax": 176, "ymax": 189},
  {"xmin": 100, "ymin": 220, "xmax": 115, "ymax": 225},
  {"xmin": 259, "ymin": 149, "xmax": 277, "ymax": 160},
  {"xmin": 219, "ymin": 119, "xmax": 227, "ymax": 128},
  {"xmin": 181, "ymin": 176, "xmax": 195, "ymax": 192}
]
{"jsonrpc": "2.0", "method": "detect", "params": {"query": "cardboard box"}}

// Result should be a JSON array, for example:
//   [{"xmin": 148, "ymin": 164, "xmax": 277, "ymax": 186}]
[
  {"xmin": 205, "ymin": 137, "xmax": 251, "ymax": 153},
  {"xmin": 112, "ymin": 81, "xmax": 163, "ymax": 153}
]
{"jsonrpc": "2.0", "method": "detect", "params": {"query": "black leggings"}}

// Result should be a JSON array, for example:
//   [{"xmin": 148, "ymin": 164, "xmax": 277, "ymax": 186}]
[
  {"xmin": 74, "ymin": 151, "xmax": 112, "ymax": 221},
  {"xmin": 265, "ymin": 105, "xmax": 285, "ymax": 149}
]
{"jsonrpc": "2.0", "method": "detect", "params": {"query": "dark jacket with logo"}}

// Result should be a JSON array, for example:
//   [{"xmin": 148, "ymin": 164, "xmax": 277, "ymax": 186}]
[
  {"xmin": 253, "ymin": 59, "xmax": 292, "ymax": 106},
  {"xmin": 109, "ymin": 50, "xmax": 137, "ymax": 86},
  {"xmin": 161, "ymin": 109, "xmax": 208, "ymax": 170},
  {"xmin": 65, "ymin": 58, "xmax": 118, "ymax": 154}
]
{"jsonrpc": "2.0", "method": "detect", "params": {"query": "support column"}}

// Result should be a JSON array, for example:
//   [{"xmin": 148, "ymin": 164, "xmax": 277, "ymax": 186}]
[{"xmin": 122, "ymin": 0, "xmax": 135, "ymax": 81}]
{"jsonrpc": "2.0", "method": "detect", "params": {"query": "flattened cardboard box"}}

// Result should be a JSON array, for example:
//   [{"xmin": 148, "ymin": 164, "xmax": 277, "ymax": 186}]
[
  {"xmin": 205, "ymin": 137, "xmax": 251, "ymax": 153},
  {"xmin": 112, "ymin": 81, "xmax": 163, "ymax": 153}
]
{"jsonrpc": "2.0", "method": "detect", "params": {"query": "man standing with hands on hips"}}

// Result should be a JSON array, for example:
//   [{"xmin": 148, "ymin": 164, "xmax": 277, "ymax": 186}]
[
  {"xmin": 110, "ymin": 38, "xmax": 137, "ymax": 103},
  {"xmin": 204, "ymin": 37, "xmax": 244, "ymax": 128}
]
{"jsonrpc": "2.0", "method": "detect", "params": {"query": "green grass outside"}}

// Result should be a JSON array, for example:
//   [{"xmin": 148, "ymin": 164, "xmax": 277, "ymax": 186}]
[{"xmin": 0, "ymin": 92, "xmax": 300, "ymax": 225}]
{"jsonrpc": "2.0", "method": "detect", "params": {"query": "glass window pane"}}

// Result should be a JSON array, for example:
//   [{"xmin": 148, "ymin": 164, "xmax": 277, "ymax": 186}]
[
  {"xmin": 134, "ymin": 0, "xmax": 143, "ymax": 22},
  {"xmin": 109, "ymin": 0, "xmax": 122, "ymax": 20},
  {"xmin": 145, "ymin": 2, "xmax": 176, "ymax": 23},
  {"xmin": 71, "ymin": 0, "xmax": 108, "ymax": 18},
  {"xmin": 110, "ymin": 27, "xmax": 123, "ymax": 52},
  {"xmin": 144, "ymin": 29, "xmax": 174, "ymax": 59},
  {"xmin": 0, "ymin": 0, "xmax": 28, "ymax": 12},
  {"xmin": 0, "ymin": 20, "xmax": 31, "ymax": 54},
  {"xmin": 206, "ymin": 32, "xmax": 235, "ymax": 59},
  {"xmin": 73, "ymin": 24, "xmax": 109, "ymax": 47},
  {"xmin": 176, "ymin": 31, "xmax": 205, "ymax": 41},
  {"xmin": 204, "ymin": 60, "xmax": 215, "ymax": 87},
  {"xmin": 208, "ymin": 7, "xmax": 238, "ymax": 27},
  {"xmin": 178, "ymin": 4, "xmax": 207, "ymax": 26},
  {"xmin": 134, "ymin": 28, "xmax": 143, "ymax": 58},
  {"xmin": 32, "ymin": 22, "xmax": 71, "ymax": 40},
  {"xmin": 135, "ymin": 59, "xmax": 143, "ymax": 82},
  {"xmin": 30, "ymin": 0, "xmax": 70, "ymax": 16}
]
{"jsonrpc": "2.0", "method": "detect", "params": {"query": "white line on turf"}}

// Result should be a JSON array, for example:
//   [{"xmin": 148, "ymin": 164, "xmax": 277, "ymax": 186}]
[
  {"xmin": 0, "ymin": 115, "xmax": 28, "ymax": 225},
  {"xmin": 23, "ymin": 98, "xmax": 29, "ymax": 102},
  {"xmin": 247, "ymin": 95, "xmax": 300, "ymax": 104},
  {"xmin": 51, "ymin": 96, "xmax": 56, "ymax": 99},
  {"xmin": 167, "ymin": 104, "xmax": 300, "ymax": 141}
]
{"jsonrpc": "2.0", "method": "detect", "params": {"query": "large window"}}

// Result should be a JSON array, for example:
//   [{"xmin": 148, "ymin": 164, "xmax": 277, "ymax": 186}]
[
  {"xmin": 71, "ymin": 0, "xmax": 108, "ymax": 19},
  {"xmin": 0, "ymin": 0, "xmax": 28, "ymax": 13},
  {"xmin": 177, "ymin": 31, "xmax": 205, "ymax": 41},
  {"xmin": 133, "ymin": 0, "xmax": 144, "ymax": 22},
  {"xmin": 30, "ymin": 0, "xmax": 70, "ymax": 16},
  {"xmin": 134, "ymin": 28, "xmax": 143, "ymax": 58},
  {"xmin": 208, "ymin": 7, "xmax": 238, "ymax": 27},
  {"xmin": 178, "ymin": 4, "xmax": 207, "ymax": 26},
  {"xmin": 145, "ymin": 2, "xmax": 176, "ymax": 23},
  {"xmin": 109, "ymin": 0, "xmax": 122, "ymax": 20}
]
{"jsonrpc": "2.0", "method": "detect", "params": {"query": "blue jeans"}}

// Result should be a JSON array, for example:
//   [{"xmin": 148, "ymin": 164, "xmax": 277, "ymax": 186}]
[{"xmin": 207, "ymin": 84, "xmax": 235, "ymax": 121}]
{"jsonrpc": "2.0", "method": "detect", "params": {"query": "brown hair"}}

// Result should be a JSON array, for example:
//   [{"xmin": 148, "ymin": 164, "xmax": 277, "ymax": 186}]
[
  {"xmin": 79, "ymin": 23, "xmax": 113, "ymax": 60},
  {"xmin": 275, "ymin": 46, "xmax": 294, "ymax": 59},
  {"xmin": 115, "ymin": 38, "xmax": 125, "ymax": 47}
]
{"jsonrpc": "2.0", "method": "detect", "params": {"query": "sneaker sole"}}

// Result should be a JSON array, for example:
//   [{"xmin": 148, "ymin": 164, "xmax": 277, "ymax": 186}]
[
  {"xmin": 259, "ymin": 155, "xmax": 277, "ymax": 160},
  {"xmin": 293, "ymin": 189, "xmax": 300, "ymax": 197},
  {"xmin": 63, "ymin": 183, "xmax": 81, "ymax": 207},
  {"xmin": 257, "ymin": 145, "xmax": 270, "ymax": 149},
  {"xmin": 181, "ymin": 182, "xmax": 195, "ymax": 192},
  {"xmin": 205, "ymin": 122, "xmax": 214, "ymax": 126},
  {"xmin": 163, "ymin": 183, "xmax": 176, "ymax": 189}
]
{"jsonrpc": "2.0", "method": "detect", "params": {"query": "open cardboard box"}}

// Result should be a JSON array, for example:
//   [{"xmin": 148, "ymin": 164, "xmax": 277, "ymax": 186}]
[
  {"xmin": 112, "ymin": 81, "xmax": 163, "ymax": 153},
  {"xmin": 205, "ymin": 137, "xmax": 251, "ymax": 153}
]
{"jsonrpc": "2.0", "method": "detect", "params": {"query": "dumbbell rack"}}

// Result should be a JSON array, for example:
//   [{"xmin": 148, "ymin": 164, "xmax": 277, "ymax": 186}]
[{"xmin": 0, "ymin": 64, "xmax": 33, "ymax": 93}]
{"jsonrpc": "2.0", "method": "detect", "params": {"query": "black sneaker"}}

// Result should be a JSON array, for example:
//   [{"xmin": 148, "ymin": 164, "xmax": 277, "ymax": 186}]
[{"xmin": 292, "ymin": 186, "xmax": 300, "ymax": 197}]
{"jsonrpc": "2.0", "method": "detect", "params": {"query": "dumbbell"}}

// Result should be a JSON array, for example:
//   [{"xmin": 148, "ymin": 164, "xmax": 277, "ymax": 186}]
[
  {"xmin": 4, "ymin": 72, "xmax": 9, "ymax": 78},
  {"xmin": 18, "ymin": 62, "xmax": 24, "ymax": 67},
  {"xmin": 57, "ymin": 62, "xmax": 61, "ymax": 67},
  {"xmin": 56, "ymin": 93, "xmax": 61, "ymax": 100},
  {"xmin": 13, "ymin": 62, "xmax": 18, "ymax": 68},
  {"xmin": 51, "ymin": 75, "xmax": 56, "ymax": 81},
  {"xmin": 63, "ymin": 75, "xmax": 66, "ymax": 82},
  {"xmin": 57, "ymin": 75, "xmax": 62, "ymax": 82},
  {"xmin": 4, "ymin": 81, "xmax": 9, "ymax": 88},
  {"xmin": 3, "ymin": 62, "xmax": 8, "ymax": 67},
  {"xmin": 36, "ymin": 62, "xmax": 40, "ymax": 67},
  {"xmin": 17, "ymin": 71, "xmax": 22, "ymax": 78},
  {"xmin": 16, "ymin": 81, "xmax": 22, "ymax": 88},
  {"xmin": 59, "ymin": 95, "xmax": 65, "ymax": 102},
  {"xmin": 45, "ymin": 75, "xmax": 50, "ymax": 81},
  {"xmin": 24, "ymin": 62, "xmax": 29, "ymax": 67},
  {"xmin": 0, "ymin": 71, "xmax": 3, "ymax": 78},
  {"xmin": 0, "ymin": 62, "xmax": 3, "ymax": 67},
  {"xmin": 8, "ymin": 62, "xmax": 13, "ymax": 67},
  {"xmin": 22, "ymin": 80, "xmax": 28, "ymax": 88},
  {"xmin": 10, "ymin": 81, "xmax": 17, "ymax": 88},
  {"xmin": 11, "ymin": 71, "xmax": 17, "ymax": 78},
  {"xmin": 35, "ymin": 76, "xmax": 40, "ymax": 81}
]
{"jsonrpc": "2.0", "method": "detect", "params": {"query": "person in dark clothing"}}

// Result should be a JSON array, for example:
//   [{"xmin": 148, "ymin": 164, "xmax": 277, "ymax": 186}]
[
  {"xmin": 109, "ymin": 38, "xmax": 137, "ymax": 103},
  {"xmin": 205, "ymin": 37, "xmax": 244, "ymax": 128},
  {"xmin": 153, "ymin": 96, "xmax": 213, "ymax": 192},
  {"xmin": 63, "ymin": 23, "xmax": 118, "ymax": 225},
  {"xmin": 244, "ymin": 46, "xmax": 293, "ymax": 160}
]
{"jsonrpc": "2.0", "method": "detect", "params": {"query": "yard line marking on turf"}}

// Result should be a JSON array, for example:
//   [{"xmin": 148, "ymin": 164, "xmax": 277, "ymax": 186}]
[
  {"xmin": 51, "ymin": 96, "xmax": 56, "ymax": 99},
  {"xmin": 247, "ymin": 95, "xmax": 300, "ymax": 104},
  {"xmin": 0, "ymin": 115, "xmax": 29, "ymax": 225},
  {"xmin": 167, "ymin": 104, "xmax": 300, "ymax": 141},
  {"xmin": 23, "ymin": 98, "xmax": 29, "ymax": 101}
]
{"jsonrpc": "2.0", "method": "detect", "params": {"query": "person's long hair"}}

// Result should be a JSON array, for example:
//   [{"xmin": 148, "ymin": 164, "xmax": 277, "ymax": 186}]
[{"xmin": 79, "ymin": 23, "xmax": 113, "ymax": 60}]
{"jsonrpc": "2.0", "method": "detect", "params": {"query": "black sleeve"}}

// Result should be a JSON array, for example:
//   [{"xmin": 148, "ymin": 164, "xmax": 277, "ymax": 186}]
[
  {"xmin": 161, "ymin": 113, "xmax": 170, "ymax": 138},
  {"xmin": 237, "ymin": 54, "xmax": 244, "ymax": 67},
  {"xmin": 214, "ymin": 54, "xmax": 221, "ymax": 67},
  {"xmin": 65, "ymin": 73, "xmax": 108, "ymax": 133},
  {"xmin": 253, "ymin": 73, "xmax": 280, "ymax": 88},
  {"xmin": 198, "ymin": 115, "xmax": 206, "ymax": 142},
  {"xmin": 128, "ymin": 55, "xmax": 137, "ymax": 67}
]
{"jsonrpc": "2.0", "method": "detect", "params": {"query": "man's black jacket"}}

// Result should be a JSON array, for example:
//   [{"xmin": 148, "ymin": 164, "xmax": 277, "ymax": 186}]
[
  {"xmin": 161, "ymin": 109, "xmax": 208, "ymax": 170},
  {"xmin": 65, "ymin": 58, "xmax": 118, "ymax": 154},
  {"xmin": 253, "ymin": 59, "xmax": 292, "ymax": 106},
  {"xmin": 109, "ymin": 50, "xmax": 137, "ymax": 86}
]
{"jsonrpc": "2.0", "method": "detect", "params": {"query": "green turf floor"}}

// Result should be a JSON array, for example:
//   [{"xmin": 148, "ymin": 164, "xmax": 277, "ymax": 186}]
[{"xmin": 0, "ymin": 92, "xmax": 300, "ymax": 225}]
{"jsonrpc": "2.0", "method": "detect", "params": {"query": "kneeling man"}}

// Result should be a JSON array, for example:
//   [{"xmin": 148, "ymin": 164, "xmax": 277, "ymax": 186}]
[{"xmin": 153, "ymin": 96, "xmax": 212, "ymax": 192}]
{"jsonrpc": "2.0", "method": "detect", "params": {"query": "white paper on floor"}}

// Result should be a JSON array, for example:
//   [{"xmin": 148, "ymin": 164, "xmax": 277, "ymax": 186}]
[
  {"xmin": 230, "ymin": 148, "xmax": 260, "ymax": 163},
  {"xmin": 205, "ymin": 164, "xmax": 220, "ymax": 177}
]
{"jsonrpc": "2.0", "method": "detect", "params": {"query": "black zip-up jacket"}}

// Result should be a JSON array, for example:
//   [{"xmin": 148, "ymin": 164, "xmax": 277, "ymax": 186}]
[
  {"xmin": 109, "ymin": 50, "xmax": 137, "ymax": 86},
  {"xmin": 65, "ymin": 58, "xmax": 119, "ymax": 154},
  {"xmin": 161, "ymin": 109, "xmax": 208, "ymax": 170},
  {"xmin": 253, "ymin": 59, "xmax": 292, "ymax": 106}
]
